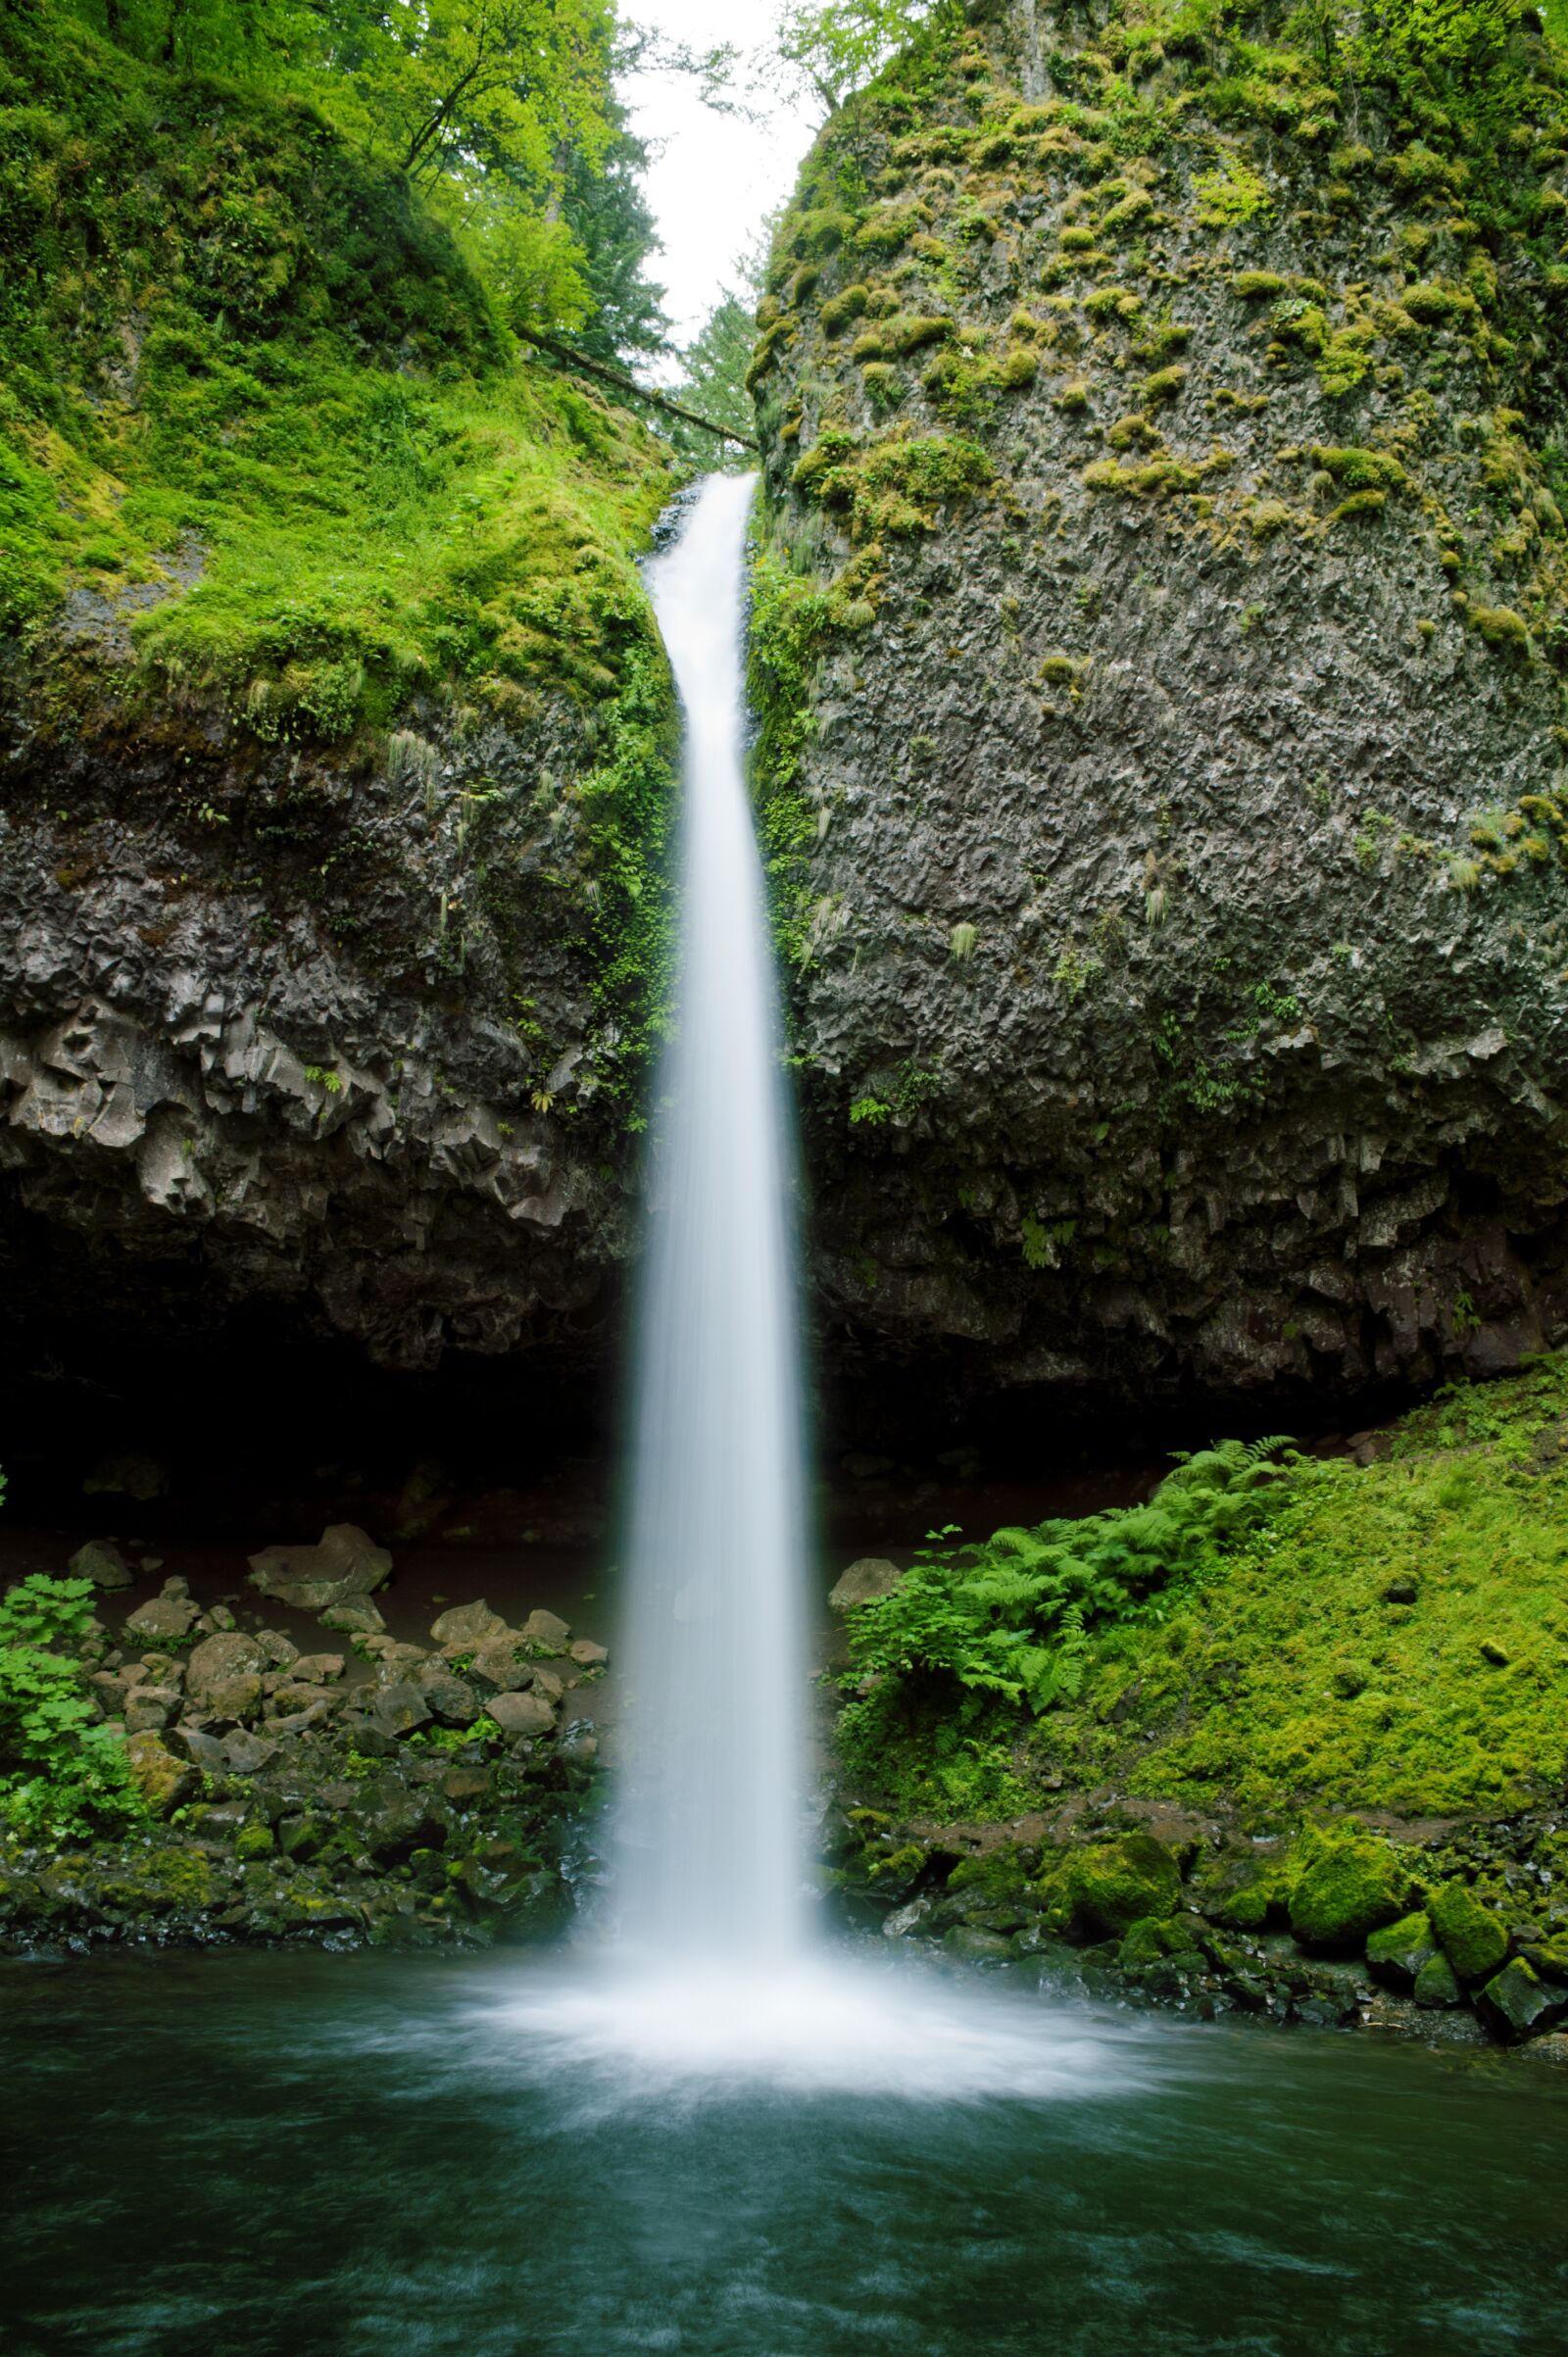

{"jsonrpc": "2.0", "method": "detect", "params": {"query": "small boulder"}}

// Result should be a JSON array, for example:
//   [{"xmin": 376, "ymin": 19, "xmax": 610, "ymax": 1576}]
[
  {"xmin": 368, "ymin": 1682, "xmax": 431, "ymax": 1739},
  {"xmin": 292, "ymin": 1652, "xmax": 346, "ymax": 1682},
  {"xmin": 530, "ymin": 1667, "xmax": 566, "ymax": 1706},
  {"xmin": 431, "ymin": 1599, "xmax": 507, "ymax": 1653},
  {"xmin": 568, "ymin": 1638, "xmax": 609, "ymax": 1668},
  {"xmin": 123, "ymin": 1593, "xmax": 199, "ymax": 1645},
  {"xmin": 1287, "ymin": 1830, "xmax": 1408, "ymax": 1951},
  {"xmin": 123, "ymin": 1686, "xmax": 180, "ymax": 1735},
  {"xmin": 1428, "ymin": 1880, "xmax": 1509, "ymax": 1983},
  {"xmin": 1046, "ymin": 1834, "xmax": 1180, "ymax": 1941},
  {"xmin": 1413, "ymin": 1952, "xmax": 1463, "ymax": 2009},
  {"xmin": 248, "ymin": 1523, "xmax": 392, "ymax": 1613},
  {"xmin": 256, "ymin": 1630, "xmax": 300, "ymax": 1669},
  {"xmin": 442, "ymin": 1765, "xmax": 493, "ymax": 1804},
  {"xmin": 519, "ymin": 1608, "xmax": 570, "ymax": 1653},
  {"xmin": 489, "ymin": 1690, "xmax": 557, "ymax": 1739},
  {"xmin": 186, "ymin": 1632, "xmax": 270, "ymax": 1710},
  {"xmin": 319, "ymin": 1596, "xmax": 385, "ymax": 1636},
  {"xmin": 124, "ymin": 1732, "xmax": 198, "ymax": 1813},
  {"xmin": 369, "ymin": 1643, "xmax": 430, "ymax": 1687},
  {"xmin": 222, "ymin": 1729, "xmax": 279, "ymax": 1776},
  {"xmin": 68, "ymin": 1540, "xmax": 133, "ymax": 1591},
  {"xmin": 829, "ymin": 1557, "xmax": 904, "ymax": 1610},
  {"xmin": 420, "ymin": 1670, "xmax": 480, "ymax": 1728},
  {"xmin": 170, "ymin": 1725, "xmax": 230, "ymax": 1775},
  {"xmin": 1365, "ymin": 1910, "xmax": 1438, "ymax": 1990},
  {"xmin": 468, "ymin": 1638, "xmax": 536, "ymax": 1694},
  {"xmin": 1478, "ymin": 1958, "xmax": 1567, "ymax": 2041}
]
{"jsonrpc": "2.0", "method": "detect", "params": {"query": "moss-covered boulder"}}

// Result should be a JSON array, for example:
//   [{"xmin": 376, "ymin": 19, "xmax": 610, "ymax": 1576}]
[
  {"xmin": 1287, "ymin": 1829, "xmax": 1408, "ymax": 1951},
  {"xmin": 1117, "ymin": 1913, "xmax": 1206, "ymax": 1971},
  {"xmin": 1040, "ymin": 1833, "xmax": 1180, "ymax": 1941},
  {"xmin": 1428, "ymin": 1881, "xmax": 1510, "ymax": 1984},
  {"xmin": 1365, "ymin": 1910, "xmax": 1439, "ymax": 1990},
  {"xmin": 1477, "ymin": 1958, "xmax": 1568, "ymax": 2041},
  {"xmin": 1413, "ymin": 1952, "xmax": 1463, "ymax": 2010}
]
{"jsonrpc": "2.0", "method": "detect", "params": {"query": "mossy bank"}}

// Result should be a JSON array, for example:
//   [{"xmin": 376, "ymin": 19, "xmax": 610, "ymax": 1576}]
[
  {"xmin": 0, "ymin": 10, "xmax": 682, "ymax": 1373},
  {"xmin": 751, "ymin": 0, "xmax": 1568, "ymax": 1418},
  {"xmin": 826, "ymin": 1353, "xmax": 1568, "ymax": 2046}
]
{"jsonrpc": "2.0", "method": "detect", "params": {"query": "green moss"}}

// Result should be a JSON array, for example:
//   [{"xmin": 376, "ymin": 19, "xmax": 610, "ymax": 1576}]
[
  {"xmin": 1414, "ymin": 1951, "xmax": 1463, "ymax": 2007},
  {"xmin": 1118, "ymin": 1912, "xmax": 1197, "ymax": 1968},
  {"xmin": 820, "ymin": 284, "xmax": 871, "ymax": 335},
  {"xmin": 1469, "ymin": 603, "xmax": 1530, "ymax": 648},
  {"xmin": 1287, "ymin": 1826, "xmax": 1408, "ymax": 1949},
  {"xmin": 1331, "ymin": 489, "xmax": 1389, "ymax": 522},
  {"xmin": 1039, "ymin": 1832, "xmax": 1180, "ymax": 1940},
  {"xmin": 0, "ymin": 12, "xmax": 676, "ymax": 731},
  {"xmin": 1141, "ymin": 364, "xmax": 1188, "ymax": 405},
  {"xmin": 1429, "ymin": 1879, "xmax": 1509, "ymax": 1982},
  {"xmin": 1310, "ymin": 445, "xmax": 1409, "ymax": 494}
]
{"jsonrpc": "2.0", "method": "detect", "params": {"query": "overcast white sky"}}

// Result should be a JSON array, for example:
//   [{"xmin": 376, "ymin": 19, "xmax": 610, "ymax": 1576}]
[{"xmin": 621, "ymin": 0, "xmax": 821, "ymax": 355}]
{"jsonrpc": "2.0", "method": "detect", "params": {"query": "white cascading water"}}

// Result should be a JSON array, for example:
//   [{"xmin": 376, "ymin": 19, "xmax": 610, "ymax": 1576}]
[
  {"xmin": 486, "ymin": 476, "xmax": 1152, "ymax": 2099},
  {"xmin": 616, "ymin": 469, "xmax": 808, "ymax": 1965}
]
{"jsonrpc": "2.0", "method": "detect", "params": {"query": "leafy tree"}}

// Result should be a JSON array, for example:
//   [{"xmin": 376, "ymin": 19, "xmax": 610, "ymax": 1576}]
[
  {"xmin": 559, "ymin": 87, "xmax": 668, "ymax": 368},
  {"xmin": 776, "ymin": 0, "xmax": 944, "ymax": 114}
]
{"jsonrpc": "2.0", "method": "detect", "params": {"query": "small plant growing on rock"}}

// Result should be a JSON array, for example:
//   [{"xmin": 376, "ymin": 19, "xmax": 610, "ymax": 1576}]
[{"xmin": 0, "ymin": 1575, "xmax": 144, "ymax": 1837}]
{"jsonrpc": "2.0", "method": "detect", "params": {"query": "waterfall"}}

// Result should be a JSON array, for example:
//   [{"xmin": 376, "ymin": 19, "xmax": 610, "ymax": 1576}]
[
  {"xmin": 617, "ymin": 471, "xmax": 809, "ymax": 1965},
  {"xmin": 489, "ymin": 477, "xmax": 1134, "ymax": 2095}
]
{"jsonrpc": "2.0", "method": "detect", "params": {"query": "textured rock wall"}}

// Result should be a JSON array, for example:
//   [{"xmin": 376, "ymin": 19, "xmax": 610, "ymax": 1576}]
[
  {"xmin": 0, "ymin": 626, "xmax": 671, "ymax": 1371},
  {"xmin": 751, "ymin": 0, "xmax": 1568, "ymax": 1412}
]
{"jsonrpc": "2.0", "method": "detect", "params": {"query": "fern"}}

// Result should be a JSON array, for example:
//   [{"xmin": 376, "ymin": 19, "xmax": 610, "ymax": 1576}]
[{"xmin": 841, "ymin": 1436, "xmax": 1294, "ymax": 1746}]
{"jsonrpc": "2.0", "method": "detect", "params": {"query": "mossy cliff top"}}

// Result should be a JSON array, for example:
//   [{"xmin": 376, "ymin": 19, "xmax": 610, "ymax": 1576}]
[
  {"xmin": 0, "ymin": 9, "xmax": 677, "ymax": 732},
  {"xmin": 746, "ymin": 0, "xmax": 1568, "ymax": 1411},
  {"xmin": 0, "ymin": 13, "xmax": 686, "ymax": 1373}
]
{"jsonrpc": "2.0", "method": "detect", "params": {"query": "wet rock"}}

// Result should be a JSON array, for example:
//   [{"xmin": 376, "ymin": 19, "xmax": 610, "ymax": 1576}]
[
  {"xmin": 1413, "ymin": 1953, "xmax": 1463, "ymax": 2010},
  {"xmin": 124, "ymin": 1732, "xmax": 198, "ymax": 1813},
  {"xmin": 368, "ymin": 1682, "xmax": 430, "ymax": 1739},
  {"xmin": 292, "ymin": 1652, "xmax": 346, "ymax": 1682},
  {"xmin": 519, "ymin": 1609, "xmax": 570, "ymax": 1653},
  {"xmin": 442, "ymin": 1764, "xmax": 494, "ymax": 1804},
  {"xmin": 943, "ymin": 1925, "xmax": 1013, "ymax": 1964},
  {"xmin": 1287, "ymin": 1830, "xmax": 1408, "ymax": 1951},
  {"xmin": 170, "ymin": 1725, "xmax": 231, "ymax": 1775},
  {"xmin": 248, "ymin": 1524, "xmax": 392, "ymax": 1613},
  {"xmin": 419, "ymin": 1669, "xmax": 480, "ymax": 1728},
  {"xmin": 431, "ymin": 1600, "xmax": 508, "ymax": 1652},
  {"xmin": 1042, "ymin": 1833, "xmax": 1180, "ymax": 1941},
  {"xmin": 186, "ymin": 1631, "xmax": 270, "ymax": 1712},
  {"xmin": 1478, "ymin": 1959, "xmax": 1567, "ymax": 2041},
  {"xmin": 558, "ymin": 1728, "xmax": 598, "ymax": 1768},
  {"xmin": 368, "ymin": 1643, "xmax": 431, "ymax": 1687},
  {"xmin": 568, "ymin": 1638, "xmax": 609, "ymax": 1668},
  {"xmin": 123, "ymin": 1593, "xmax": 199, "ymax": 1644},
  {"xmin": 256, "ymin": 1630, "xmax": 300, "ymax": 1669},
  {"xmin": 123, "ymin": 1686, "xmax": 181, "ymax": 1734},
  {"xmin": 68, "ymin": 1540, "xmax": 133, "ymax": 1590},
  {"xmin": 277, "ymin": 1813, "xmax": 325, "ymax": 1861},
  {"xmin": 1365, "ymin": 1911, "xmax": 1439, "ymax": 1991},
  {"xmin": 467, "ymin": 1637, "xmax": 536, "ymax": 1694},
  {"xmin": 489, "ymin": 1690, "xmax": 556, "ymax": 1739},
  {"xmin": 530, "ymin": 1667, "xmax": 566, "ymax": 1706},
  {"xmin": 829, "ymin": 1557, "xmax": 905, "ymax": 1610},
  {"xmin": 222, "ymin": 1729, "xmax": 279, "ymax": 1776},
  {"xmin": 1428, "ymin": 1881, "xmax": 1509, "ymax": 1983},
  {"xmin": 319, "ymin": 1596, "xmax": 385, "ymax": 1636}
]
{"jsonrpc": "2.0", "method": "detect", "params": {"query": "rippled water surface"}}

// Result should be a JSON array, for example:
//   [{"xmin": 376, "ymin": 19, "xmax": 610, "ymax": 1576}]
[{"xmin": 5, "ymin": 1948, "xmax": 1567, "ymax": 2357}]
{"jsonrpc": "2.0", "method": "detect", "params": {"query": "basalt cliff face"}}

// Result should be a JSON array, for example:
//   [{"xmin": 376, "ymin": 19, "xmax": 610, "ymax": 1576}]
[
  {"xmin": 0, "ymin": 17, "xmax": 677, "ymax": 1380},
  {"xmin": 750, "ymin": 0, "xmax": 1568, "ymax": 1414}
]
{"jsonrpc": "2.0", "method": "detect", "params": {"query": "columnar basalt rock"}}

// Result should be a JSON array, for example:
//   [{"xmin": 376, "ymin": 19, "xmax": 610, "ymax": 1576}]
[{"xmin": 750, "ymin": 0, "xmax": 1568, "ymax": 1412}]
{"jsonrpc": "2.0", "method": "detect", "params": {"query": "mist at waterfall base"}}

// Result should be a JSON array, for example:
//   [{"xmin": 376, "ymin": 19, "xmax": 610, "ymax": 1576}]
[{"xmin": 486, "ymin": 469, "xmax": 1131, "ymax": 2094}]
